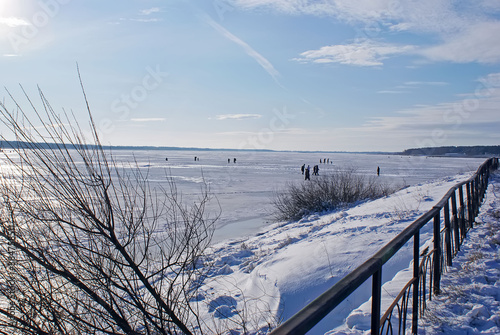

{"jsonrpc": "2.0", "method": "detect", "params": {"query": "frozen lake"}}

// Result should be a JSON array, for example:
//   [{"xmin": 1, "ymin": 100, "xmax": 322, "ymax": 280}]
[{"xmin": 108, "ymin": 149, "xmax": 486, "ymax": 243}]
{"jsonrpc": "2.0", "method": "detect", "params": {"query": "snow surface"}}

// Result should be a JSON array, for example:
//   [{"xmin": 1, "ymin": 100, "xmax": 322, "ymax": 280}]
[
  {"xmin": 416, "ymin": 171, "xmax": 500, "ymax": 334},
  {"xmin": 2, "ymin": 149, "xmax": 494, "ymax": 334},
  {"xmin": 104, "ymin": 150, "xmax": 495, "ymax": 334},
  {"xmin": 164, "ymin": 151, "xmax": 493, "ymax": 334},
  {"xmin": 329, "ymin": 170, "xmax": 500, "ymax": 335},
  {"xmin": 196, "ymin": 174, "xmax": 477, "ymax": 333}
]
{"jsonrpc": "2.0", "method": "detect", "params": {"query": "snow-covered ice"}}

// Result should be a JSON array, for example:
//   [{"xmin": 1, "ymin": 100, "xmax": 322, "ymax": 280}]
[{"xmin": 106, "ymin": 150, "xmax": 485, "ymax": 243}]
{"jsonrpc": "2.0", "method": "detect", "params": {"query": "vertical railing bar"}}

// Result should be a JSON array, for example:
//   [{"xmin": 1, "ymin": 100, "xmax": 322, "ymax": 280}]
[
  {"xmin": 444, "ymin": 200, "xmax": 452, "ymax": 267},
  {"xmin": 476, "ymin": 177, "xmax": 479, "ymax": 212},
  {"xmin": 475, "ymin": 175, "xmax": 480, "ymax": 213},
  {"xmin": 451, "ymin": 189, "xmax": 459, "ymax": 254},
  {"xmin": 433, "ymin": 210, "xmax": 441, "ymax": 295},
  {"xmin": 412, "ymin": 232, "xmax": 419, "ymax": 334},
  {"xmin": 371, "ymin": 269, "xmax": 382, "ymax": 335},
  {"xmin": 459, "ymin": 184, "xmax": 465, "ymax": 242},
  {"xmin": 466, "ymin": 182, "xmax": 473, "ymax": 230}
]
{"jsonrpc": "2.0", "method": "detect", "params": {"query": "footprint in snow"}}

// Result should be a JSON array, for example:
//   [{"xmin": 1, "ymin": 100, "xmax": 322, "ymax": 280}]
[
  {"xmin": 208, "ymin": 296, "xmax": 238, "ymax": 319},
  {"xmin": 214, "ymin": 249, "xmax": 254, "ymax": 267}
]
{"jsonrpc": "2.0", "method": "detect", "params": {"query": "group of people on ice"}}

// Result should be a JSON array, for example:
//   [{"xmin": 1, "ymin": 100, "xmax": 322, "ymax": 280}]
[{"xmin": 301, "ymin": 164, "xmax": 320, "ymax": 180}]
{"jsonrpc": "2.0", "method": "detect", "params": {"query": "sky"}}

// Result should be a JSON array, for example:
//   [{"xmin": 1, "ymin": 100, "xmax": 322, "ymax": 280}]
[{"xmin": 0, "ymin": 0, "xmax": 500, "ymax": 152}]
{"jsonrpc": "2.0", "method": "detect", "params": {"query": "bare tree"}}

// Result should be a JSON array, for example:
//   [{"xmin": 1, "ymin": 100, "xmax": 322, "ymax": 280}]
[{"xmin": 0, "ymin": 82, "xmax": 220, "ymax": 334}]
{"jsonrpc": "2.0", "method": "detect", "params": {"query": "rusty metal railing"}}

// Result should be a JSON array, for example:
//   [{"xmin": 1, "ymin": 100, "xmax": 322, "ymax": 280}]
[{"xmin": 270, "ymin": 157, "xmax": 498, "ymax": 335}]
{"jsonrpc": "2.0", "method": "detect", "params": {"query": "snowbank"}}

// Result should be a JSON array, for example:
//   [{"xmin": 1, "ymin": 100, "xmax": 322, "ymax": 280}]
[{"xmin": 196, "ymin": 171, "xmax": 484, "ymax": 334}]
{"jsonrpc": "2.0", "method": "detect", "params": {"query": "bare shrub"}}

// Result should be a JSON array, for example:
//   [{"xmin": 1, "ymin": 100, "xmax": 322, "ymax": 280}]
[
  {"xmin": 0, "ymin": 83, "xmax": 228, "ymax": 334},
  {"xmin": 272, "ymin": 167, "xmax": 394, "ymax": 222}
]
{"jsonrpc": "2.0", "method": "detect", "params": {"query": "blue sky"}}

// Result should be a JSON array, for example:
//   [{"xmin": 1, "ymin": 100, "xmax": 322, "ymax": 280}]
[{"xmin": 1, "ymin": 0, "xmax": 500, "ymax": 152}]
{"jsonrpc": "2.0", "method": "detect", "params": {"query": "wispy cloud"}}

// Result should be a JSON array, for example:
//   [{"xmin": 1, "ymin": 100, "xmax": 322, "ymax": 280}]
[
  {"xmin": 404, "ymin": 81, "xmax": 449, "ymax": 86},
  {"xmin": 231, "ymin": 1, "xmax": 500, "ymax": 66},
  {"xmin": 229, "ymin": 0, "xmax": 468, "ymax": 34},
  {"xmin": 140, "ymin": 8, "xmax": 160, "ymax": 16},
  {"xmin": 378, "ymin": 81, "xmax": 448, "ymax": 94},
  {"xmin": 202, "ymin": 15, "xmax": 280, "ymax": 82},
  {"xmin": 227, "ymin": 0, "xmax": 389, "ymax": 20},
  {"xmin": 130, "ymin": 118, "xmax": 165, "ymax": 122},
  {"xmin": 378, "ymin": 90, "xmax": 408, "ymax": 94},
  {"xmin": 294, "ymin": 40, "xmax": 414, "ymax": 67},
  {"xmin": 130, "ymin": 18, "xmax": 161, "ymax": 23},
  {"xmin": 0, "ymin": 17, "xmax": 30, "ymax": 27},
  {"xmin": 420, "ymin": 21, "xmax": 500, "ymax": 64},
  {"xmin": 115, "ymin": 7, "xmax": 162, "ymax": 24},
  {"xmin": 322, "ymin": 71, "xmax": 500, "ymax": 149},
  {"xmin": 215, "ymin": 114, "xmax": 262, "ymax": 120},
  {"xmin": 360, "ymin": 78, "xmax": 500, "ymax": 136},
  {"xmin": 478, "ymin": 72, "xmax": 500, "ymax": 87}
]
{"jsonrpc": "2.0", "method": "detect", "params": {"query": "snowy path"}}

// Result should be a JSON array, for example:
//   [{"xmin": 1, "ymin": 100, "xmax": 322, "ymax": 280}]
[{"xmin": 417, "ymin": 171, "xmax": 500, "ymax": 334}]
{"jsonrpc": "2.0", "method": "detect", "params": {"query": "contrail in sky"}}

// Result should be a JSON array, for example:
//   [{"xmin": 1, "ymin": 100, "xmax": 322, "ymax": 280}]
[{"xmin": 202, "ymin": 14, "xmax": 281, "ymax": 85}]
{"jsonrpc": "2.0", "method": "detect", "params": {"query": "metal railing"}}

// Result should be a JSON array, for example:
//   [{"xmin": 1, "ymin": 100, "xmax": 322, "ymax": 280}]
[{"xmin": 270, "ymin": 157, "xmax": 499, "ymax": 335}]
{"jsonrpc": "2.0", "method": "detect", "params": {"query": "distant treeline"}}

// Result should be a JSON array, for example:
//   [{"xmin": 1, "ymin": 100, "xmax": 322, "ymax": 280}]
[
  {"xmin": 0, "ymin": 141, "xmax": 274, "ymax": 152},
  {"xmin": 401, "ymin": 146, "xmax": 500, "ymax": 157}
]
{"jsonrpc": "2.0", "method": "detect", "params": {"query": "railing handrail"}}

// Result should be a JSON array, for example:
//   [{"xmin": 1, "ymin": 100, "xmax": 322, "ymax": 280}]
[
  {"xmin": 433, "ymin": 157, "xmax": 492, "ymax": 208},
  {"xmin": 270, "ymin": 157, "xmax": 498, "ymax": 335}
]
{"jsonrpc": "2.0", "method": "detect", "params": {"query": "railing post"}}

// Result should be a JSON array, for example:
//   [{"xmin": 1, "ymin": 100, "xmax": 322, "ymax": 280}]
[
  {"xmin": 466, "ymin": 182, "xmax": 473, "ymax": 229},
  {"xmin": 433, "ymin": 211, "xmax": 441, "ymax": 295},
  {"xmin": 480, "ymin": 165, "xmax": 488, "ymax": 200},
  {"xmin": 458, "ymin": 185, "xmax": 465, "ymax": 241},
  {"xmin": 371, "ymin": 269, "xmax": 382, "ymax": 335},
  {"xmin": 444, "ymin": 200, "xmax": 452, "ymax": 267},
  {"xmin": 412, "ymin": 232, "xmax": 419, "ymax": 334},
  {"xmin": 474, "ymin": 176, "xmax": 479, "ymax": 215},
  {"xmin": 451, "ymin": 190, "xmax": 459, "ymax": 253}
]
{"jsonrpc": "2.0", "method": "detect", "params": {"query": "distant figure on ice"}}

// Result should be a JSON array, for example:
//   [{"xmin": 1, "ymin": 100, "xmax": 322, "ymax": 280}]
[
  {"xmin": 234, "ymin": 158, "xmax": 237, "ymax": 163},
  {"xmin": 301, "ymin": 164, "xmax": 305, "ymax": 175},
  {"xmin": 305, "ymin": 166, "xmax": 310, "ymax": 180},
  {"xmin": 377, "ymin": 166, "xmax": 380, "ymax": 176},
  {"xmin": 194, "ymin": 156, "xmax": 197, "ymax": 161},
  {"xmin": 165, "ymin": 157, "xmax": 168, "ymax": 161},
  {"xmin": 313, "ymin": 165, "xmax": 319, "ymax": 175},
  {"xmin": 228, "ymin": 158, "xmax": 231, "ymax": 163},
  {"xmin": 320, "ymin": 159, "xmax": 322, "ymax": 164}
]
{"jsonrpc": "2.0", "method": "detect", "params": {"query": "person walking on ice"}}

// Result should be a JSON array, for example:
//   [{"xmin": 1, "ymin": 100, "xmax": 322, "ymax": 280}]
[{"xmin": 305, "ymin": 166, "xmax": 310, "ymax": 180}]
